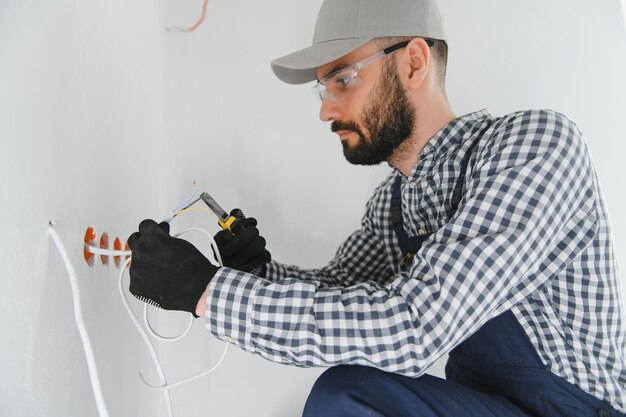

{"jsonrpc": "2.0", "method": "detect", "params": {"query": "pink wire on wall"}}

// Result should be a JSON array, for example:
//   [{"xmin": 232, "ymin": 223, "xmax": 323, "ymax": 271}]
[{"xmin": 167, "ymin": 0, "xmax": 209, "ymax": 32}]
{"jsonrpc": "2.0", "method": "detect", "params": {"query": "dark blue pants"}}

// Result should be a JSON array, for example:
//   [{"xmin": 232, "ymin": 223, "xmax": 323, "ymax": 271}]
[{"xmin": 303, "ymin": 311, "xmax": 624, "ymax": 417}]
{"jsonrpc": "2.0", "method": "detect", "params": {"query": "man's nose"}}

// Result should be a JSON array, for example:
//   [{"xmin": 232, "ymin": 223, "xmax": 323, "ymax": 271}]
[{"xmin": 319, "ymin": 97, "xmax": 342, "ymax": 122}]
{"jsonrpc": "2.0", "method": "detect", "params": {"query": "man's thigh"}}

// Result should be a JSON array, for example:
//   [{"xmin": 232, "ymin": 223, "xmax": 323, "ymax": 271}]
[{"xmin": 302, "ymin": 365, "xmax": 531, "ymax": 417}]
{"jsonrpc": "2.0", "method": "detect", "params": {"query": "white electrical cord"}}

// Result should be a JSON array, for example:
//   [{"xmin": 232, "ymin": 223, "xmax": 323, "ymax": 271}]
[
  {"xmin": 116, "ymin": 227, "xmax": 229, "ymax": 393},
  {"xmin": 143, "ymin": 307, "xmax": 193, "ymax": 343},
  {"xmin": 81, "ymin": 245, "xmax": 132, "ymax": 257},
  {"xmin": 171, "ymin": 182, "xmax": 199, "ymax": 213},
  {"xmin": 162, "ymin": 182, "xmax": 198, "ymax": 223},
  {"xmin": 117, "ymin": 257, "xmax": 176, "ymax": 417},
  {"xmin": 50, "ymin": 218, "xmax": 230, "ymax": 417},
  {"xmin": 48, "ymin": 223, "xmax": 111, "ymax": 417}
]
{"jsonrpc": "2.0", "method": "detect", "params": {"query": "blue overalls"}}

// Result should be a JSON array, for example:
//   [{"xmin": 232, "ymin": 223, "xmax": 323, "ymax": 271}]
[{"xmin": 303, "ymin": 125, "xmax": 625, "ymax": 417}]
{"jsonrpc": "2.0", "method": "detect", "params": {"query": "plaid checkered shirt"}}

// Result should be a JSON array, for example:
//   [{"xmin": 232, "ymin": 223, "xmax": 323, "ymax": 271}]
[{"xmin": 205, "ymin": 109, "xmax": 626, "ymax": 412}]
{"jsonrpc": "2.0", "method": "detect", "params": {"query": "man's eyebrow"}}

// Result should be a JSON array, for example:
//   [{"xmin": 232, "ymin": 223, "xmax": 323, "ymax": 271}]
[{"xmin": 317, "ymin": 63, "xmax": 350, "ymax": 82}]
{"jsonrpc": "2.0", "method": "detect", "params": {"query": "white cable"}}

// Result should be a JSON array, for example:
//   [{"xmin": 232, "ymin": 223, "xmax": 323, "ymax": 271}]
[
  {"xmin": 139, "ymin": 342, "xmax": 229, "ymax": 391},
  {"xmin": 117, "ymin": 257, "xmax": 175, "ymax": 417},
  {"xmin": 172, "ymin": 182, "xmax": 198, "ymax": 213},
  {"xmin": 82, "ymin": 182, "xmax": 201, "ymax": 259},
  {"xmin": 143, "ymin": 307, "xmax": 194, "ymax": 343},
  {"xmin": 48, "ymin": 223, "xmax": 111, "ymax": 417},
  {"xmin": 162, "ymin": 183, "xmax": 198, "ymax": 223},
  {"xmin": 119, "ymin": 226, "xmax": 230, "ymax": 392},
  {"xmin": 49, "ymin": 190, "xmax": 229, "ymax": 416},
  {"xmin": 175, "ymin": 227, "xmax": 223, "ymax": 267},
  {"xmin": 84, "ymin": 245, "xmax": 132, "ymax": 257}
]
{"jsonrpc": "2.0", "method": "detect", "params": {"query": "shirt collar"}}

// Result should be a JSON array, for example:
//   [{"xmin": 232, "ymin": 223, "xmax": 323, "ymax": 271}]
[{"xmin": 395, "ymin": 109, "xmax": 492, "ymax": 179}]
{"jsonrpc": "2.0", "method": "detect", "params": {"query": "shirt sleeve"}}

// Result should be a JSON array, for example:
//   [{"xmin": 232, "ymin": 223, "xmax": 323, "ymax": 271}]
[
  {"xmin": 204, "ymin": 110, "xmax": 598, "ymax": 375},
  {"xmin": 263, "ymin": 190, "xmax": 395, "ymax": 287}
]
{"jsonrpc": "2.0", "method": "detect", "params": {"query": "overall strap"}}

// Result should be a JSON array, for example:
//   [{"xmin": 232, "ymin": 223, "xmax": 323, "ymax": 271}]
[
  {"xmin": 390, "ymin": 119, "xmax": 493, "ymax": 269},
  {"xmin": 390, "ymin": 175, "xmax": 429, "ymax": 268},
  {"xmin": 447, "ymin": 120, "xmax": 493, "ymax": 217}
]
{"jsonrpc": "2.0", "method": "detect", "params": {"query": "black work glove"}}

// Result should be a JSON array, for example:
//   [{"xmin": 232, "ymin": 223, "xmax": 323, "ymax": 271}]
[
  {"xmin": 128, "ymin": 219, "xmax": 218, "ymax": 317},
  {"xmin": 213, "ymin": 209, "xmax": 271, "ymax": 274}
]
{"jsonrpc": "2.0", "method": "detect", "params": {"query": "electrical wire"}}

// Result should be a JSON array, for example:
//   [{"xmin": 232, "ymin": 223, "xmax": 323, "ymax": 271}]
[
  {"xmin": 174, "ymin": 226, "xmax": 222, "ymax": 268},
  {"xmin": 49, "ymin": 198, "xmax": 230, "ymax": 416},
  {"xmin": 50, "ymin": 227, "xmax": 175, "ymax": 417},
  {"xmin": 162, "ymin": 183, "xmax": 198, "ymax": 223},
  {"xmin": 83, "ymin": 245, "xmax": 132, "ymax": 257},
  {"xmin": 139, "ymin": 340, "xmax": 229, "ymax": 391},
  {"xmin": 117, "ymin": 227, "xmax": 229, "ymax": 393},
  {"xmin": 172, "ymin": 182, "xmax": 198, "ymax": 213},
  {"xmin": 166, "ymin": 0, "xmax": 209, "ymax": 33},
  {"xmin": 174, "ymin": 206, "xmax": 213, "ymax": 217},
  {"xmin": 143, "ymin": 307, "xmax": 193, "ymax": 343},
  {"xmin": 128, "ymin": 228, "xmax": 231, "ymax": 392},
  {"xmin": 117, "ymin": 257, "xmax": 176, "ymax": 417},
  {"xmin": 48, "ymin": 223, "xmax": 111, "ymax": 417},
  {"xmin": 171, "ymin": 207, "xmax": 222, "ymax": 265}
]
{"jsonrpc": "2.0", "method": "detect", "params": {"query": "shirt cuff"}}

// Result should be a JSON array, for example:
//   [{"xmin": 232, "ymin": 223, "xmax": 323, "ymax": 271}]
[
  {"xmin": 264, "ymin": 260, "xmax": 285, "ymax": 281},
  {"xmin": 204, "ymin": 267, "xmax": 262, "ymax": 353}
]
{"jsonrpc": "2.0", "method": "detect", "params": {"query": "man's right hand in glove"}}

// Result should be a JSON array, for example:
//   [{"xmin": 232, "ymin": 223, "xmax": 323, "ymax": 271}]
[
  {"xmin": 213, "ymin": 209, "xmax": 271, "ymax": 275},
  {"xmin": 128, "ymin": 219, "xmax": 218, "ymax": 317}
]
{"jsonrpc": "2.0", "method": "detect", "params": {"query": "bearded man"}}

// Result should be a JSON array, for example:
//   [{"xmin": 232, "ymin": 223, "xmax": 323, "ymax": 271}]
[{"xmin": 128, "ymin": 1, "xmax": 626, "ymax": 416}]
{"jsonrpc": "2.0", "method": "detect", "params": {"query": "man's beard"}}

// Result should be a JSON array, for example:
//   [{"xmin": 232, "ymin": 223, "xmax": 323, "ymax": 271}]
[{"xmin": 331, "ymin": 61, "xmax": 416, "ymax": 166}]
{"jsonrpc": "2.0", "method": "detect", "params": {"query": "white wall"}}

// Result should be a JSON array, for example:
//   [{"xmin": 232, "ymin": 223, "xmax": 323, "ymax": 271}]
[
  {"xmin": 163, "ymin": 1, "xmax": 626, "ymax": 417},
  {"xmin": 0, "ymin": 0, "xmax": 165, "ymax": 416},
  {"xmin": 162, "ymin": 2, "xmax": 341, "ymax": 416},
  {"xmin": 1, "ymin": 0, "xmax": 625, "ymax": 416}
]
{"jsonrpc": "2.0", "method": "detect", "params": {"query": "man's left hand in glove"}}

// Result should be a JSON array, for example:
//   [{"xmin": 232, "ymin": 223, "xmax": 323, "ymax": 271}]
[
  {"xmin": 127, "ymin": 219, "xmax": 218, "ymax": 317},
  {"xmin": 213, "ymin": 210, "xmax": 271, "ymax": 274}
]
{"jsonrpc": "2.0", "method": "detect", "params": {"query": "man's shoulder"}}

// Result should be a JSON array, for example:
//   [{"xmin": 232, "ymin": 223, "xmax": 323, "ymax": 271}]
[
  {"xmin": 490, "ymin": 109, "xmax": 580, "ymax": 138},
  {"xmin": 474, "ymin": 109, "xmax": 587, "ymax": 175},
  {"xmin": 484, "ymin": 109, "xmax": 583, "ymax": 153}
]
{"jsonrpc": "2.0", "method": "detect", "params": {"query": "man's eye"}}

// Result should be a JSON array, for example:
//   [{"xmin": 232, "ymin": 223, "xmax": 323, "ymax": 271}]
[
  {"xmin": 337, "ymin": 76, "xmax": 352, "ymax": 86},
  {"xmin": 334, "ymin": 74, "xmax": 354, "ymax": 88}
]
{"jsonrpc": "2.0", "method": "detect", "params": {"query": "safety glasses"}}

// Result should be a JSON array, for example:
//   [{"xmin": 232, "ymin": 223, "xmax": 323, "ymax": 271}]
[{"xmin": 312, "ymin": 39, "xmax": 433, "ymax": 103}]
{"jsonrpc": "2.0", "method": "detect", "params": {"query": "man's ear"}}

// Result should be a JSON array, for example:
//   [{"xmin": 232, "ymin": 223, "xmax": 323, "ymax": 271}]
[{"xmin": 404, "ymin": 38, "xmax": 431, "ymax": 90}]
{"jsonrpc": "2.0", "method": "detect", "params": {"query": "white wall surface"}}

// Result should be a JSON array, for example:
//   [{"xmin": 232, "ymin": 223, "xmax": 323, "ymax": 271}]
[
  {"xmin": 1, "ymin": 0, "xmax": 625, "ymax": 416},
  {"xmin": 0, "ymin": 0, "xmax": 165, "ymax": 416}
]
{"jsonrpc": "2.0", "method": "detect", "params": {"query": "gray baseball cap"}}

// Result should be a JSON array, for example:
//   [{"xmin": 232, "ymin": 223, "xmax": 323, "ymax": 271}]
[{"xmin": 271, "ymin": 0, "xmax": 446, "ymax": 85}]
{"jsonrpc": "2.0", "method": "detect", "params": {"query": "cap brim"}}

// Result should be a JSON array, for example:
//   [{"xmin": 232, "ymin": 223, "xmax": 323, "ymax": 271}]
[{"xmin": 271, "ymin": 37, "xmax": 373, "ymax": 85}]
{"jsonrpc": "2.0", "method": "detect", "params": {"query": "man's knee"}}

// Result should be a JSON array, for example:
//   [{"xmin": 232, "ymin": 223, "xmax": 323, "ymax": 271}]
[{"xmin": 302, "ymin": 366, "xmax": 387, "ymax": 417}]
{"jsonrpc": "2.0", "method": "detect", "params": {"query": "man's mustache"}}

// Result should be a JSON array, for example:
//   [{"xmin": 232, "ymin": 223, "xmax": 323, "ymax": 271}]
[{"xmin": 331, "ymin": 120, "xmax": 362, "ymax": 135}]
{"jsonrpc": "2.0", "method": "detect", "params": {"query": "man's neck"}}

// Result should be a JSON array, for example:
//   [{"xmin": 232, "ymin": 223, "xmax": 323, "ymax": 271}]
[{"xmin": 390, "ymin": 107, "xmax": 456, "ymax": 177}]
